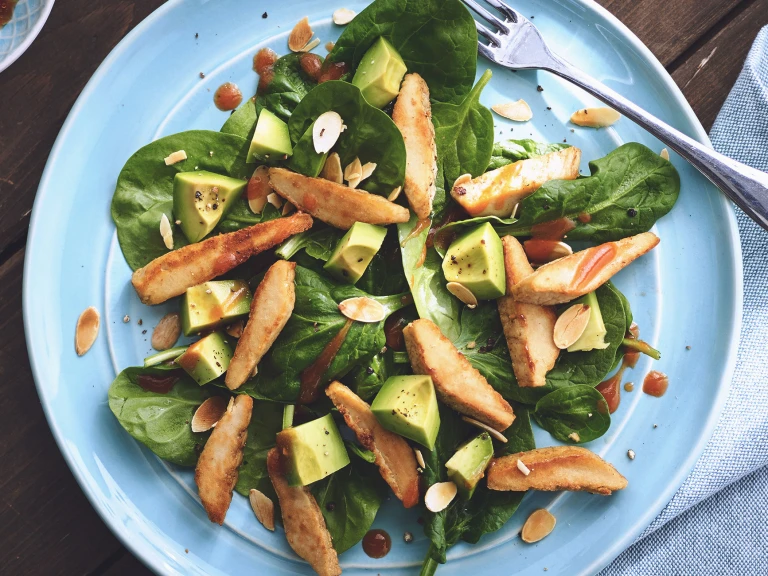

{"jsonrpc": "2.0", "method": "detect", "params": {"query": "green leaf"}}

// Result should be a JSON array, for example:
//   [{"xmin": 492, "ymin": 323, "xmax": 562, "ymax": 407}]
[
  {"xmin": 345, "ymin": 441, "xmax": 377, "ymax": 463},
  {"xmin": 234, "ymin": 401, "xmax": 284, "ymax": 499},
  {"xmin": 221, "ymin": 99, "xmax": 258, "ymax": 140},
  {"xmin": 257, "ymin": 53, "xmax": 319, "ymax": 121},
  {"xmin": 327, "ymin": 0, "xmax": 478, "ymax": 105},
  {"xmin": 275, "ymin": 225, "xmax": 344, "ymax": 262},
  {"xmin": 533, "ymin": 385, "xmax": 611, "ymax": 443},
  {"xmin": 343, "ymin": 347, "xmax": 411, "ymax": 402},
  {"xmin": 487, "ymin": 139, "xmax": 571, "ymax": 171},
  {"xmin": 108, "ymin": 367, "xmax": 212, "ymax": 466}
]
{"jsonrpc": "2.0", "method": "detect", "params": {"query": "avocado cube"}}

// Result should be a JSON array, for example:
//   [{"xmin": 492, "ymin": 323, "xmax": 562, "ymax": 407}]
[
  {"xmin": 286, "ymin": 121, "xmax": 328, "ymax": 178},
  {"xmin": 247, "ymin": 109, "xmax": 293, "ymax": 163},
  {"xmin": 176, "ymin": 332, "xmax": 233, "ymax": 386},
  {"xmin": 173, "ymin": 171, "xmax": 247, "ymax": 243},
  {"xmin": 442, "ymin": 222, "xmax": 506, "ymax": 300},
  {"xmin": 445, "ymin": 432, "xmax": 494, "ymax": 499},
  {"xmin": 276, "ymin": 414, "xmax": 350, "ymax": 486},
  {"xmin": 371, "ymin": 375, "xmax": 440, "ymax": 450},
  {"xmin": 352, "ymin": 37, "xmax": 408, "ymax": 108},
  {"xmin": 567, "ymin": 291, "xmax": 610, "ymax": 352},
  {"xmin": 324, "ymin": 222, "xmax": 388, "ymax": 284},
  {"xmin": 180, "ymin": 280, "xmax": 252, "ymax": 336}
]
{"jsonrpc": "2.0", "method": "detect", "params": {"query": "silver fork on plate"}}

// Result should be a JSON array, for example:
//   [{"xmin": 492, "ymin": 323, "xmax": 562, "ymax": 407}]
[{"xmin": 462, "ymin": 0, "xmax": 768, "ymax": 232}]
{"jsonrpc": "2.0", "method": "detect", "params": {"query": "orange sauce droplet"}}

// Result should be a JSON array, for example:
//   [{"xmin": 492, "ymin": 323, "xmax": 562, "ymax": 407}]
[
  {"xmin": 299, "ymin": 319, "xmax": 353, "ymax": 404},
  {"xmin": 531, "ymin": 217, "xmax": 576, "ymax": 240},
  {"xmin": 523, "ymin": 239, "xmax": 562, "ymax": 264},
  {"xmin": 0, "ymin": 0, "xmax": 17, "ymax": 27},
  {"xmin": 401, "ymin": 218, "xmax": 431, "ymax": 247},
  {"xmin": 571, "ymin": 243, "xmax": 617, "ymax": 290},
  {"xmin": 362, "ymin": 529, "xmax": 391, "ymax": 559},
  {"xmin": 214, "ymin": 82, "xmax": 243, "ymax": 111},
  {"xmin": 642, "ymin": 371, "xmax": 669, "ymax": 397},
  {"xmin": 596, "ymin": 369, "xmax": 623, "ymax": 414}
]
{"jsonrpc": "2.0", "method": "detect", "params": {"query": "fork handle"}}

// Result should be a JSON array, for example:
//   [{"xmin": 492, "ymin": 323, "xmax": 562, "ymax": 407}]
[{"xmin": 547, "ymin": 58, "xmax": 768, "ymax": 231}]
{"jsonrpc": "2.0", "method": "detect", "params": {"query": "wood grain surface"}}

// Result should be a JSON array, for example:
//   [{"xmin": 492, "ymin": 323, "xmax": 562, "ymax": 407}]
[{"xmin": 0, "ymin": 0, "xmax": 765, "ymax": 574}]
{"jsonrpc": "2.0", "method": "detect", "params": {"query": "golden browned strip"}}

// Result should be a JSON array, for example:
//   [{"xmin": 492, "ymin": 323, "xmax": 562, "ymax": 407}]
[
  {"xmin": 392, "ymin": 73, "xmax": 437, "ymax": 220},
  {"xmin": 510, "ymin": 232, "xmax": 660, "ymax": 306},
  {"xmin": 269, "ymin": 167, "xmax": 410, "ymax": 229},
  {"xmin": 194, "ymin": 395, "xmax": 253, "ymax": 524},
  {"xmin": 132, "ymin": 213, "xmax": 313, "ymax": 305},
  {"xmin": 403, "ymin": 319, "xmax": 515, "ymax": 431},
  {"xmin": 326, "ymin": 381, "xmax": 420, "ymax": 508},
  {"xmin": 267, "ymin": 448, "xmax": 341, "ymax": 576},
  {"xmin": 497, "ymin": 236, "xmax": 559, "ymax": 387},
  {"xmin": 225, "ymin": 260, "xmax": 296, "ymax": 390},
  {"xmin": 450, "ymin": 147, "xmax": 581, "ymax": 217},
  {"xmin": 487, "ymin": 446, "xmax": 628, "ymax": 495}
]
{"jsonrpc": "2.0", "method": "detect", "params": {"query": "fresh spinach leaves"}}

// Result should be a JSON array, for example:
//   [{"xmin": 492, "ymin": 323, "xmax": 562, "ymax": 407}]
[
  {"xmin": 487, "ymin": 139, "xmax": 571, "ymax": 171},
  {"xmin": 221, "ymin": 99, "xmax": 258, "ymax": 140},
  {"xmin": 234, "ymin": 401, "xmax": 284, "ymax": 499},
  {"xmin": 275, "ymin": 226, "xmax": 344, "ymax": 262},
  {"xmin": 533, "ymin": 385, "xmax": 610, "ymax": 443}
]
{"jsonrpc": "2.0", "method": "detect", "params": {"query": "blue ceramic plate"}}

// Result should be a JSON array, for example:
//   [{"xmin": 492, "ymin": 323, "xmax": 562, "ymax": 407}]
[
  {"xmin": 0, "ymin": 0, "xmax": 54, "ymax": 73},
  {"xmin": 23, "ymin": 1, "xmax": 743, "ymax": 574}
]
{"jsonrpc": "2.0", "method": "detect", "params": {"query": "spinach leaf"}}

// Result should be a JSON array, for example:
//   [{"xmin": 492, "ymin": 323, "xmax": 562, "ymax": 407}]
[
  {"xmin": 343, "ymin": 347, "xmax": 411, "ymax": 402},
  {"xmin": 111, "ymin": 130, "xmax": 266, "ymax": 270},
  {"xmin": 506, "ymin": 143, "xmax": 680, "ymax": 242},
  {"xmin": 487, "ymin": 139, "xmax": 571, "ymax": 171},
  {"xmin": 275, "ymin": 226, "xmax": 344, "ymax": 262},
  {"xmin": 257, "ymin": 53, "xmax": 319, "ymax": 122},
  {"xmin": 356, "ymin": 231, "xmax": 409, "ymax": 296},
  {"xmin": 432, "ymin": 69, "xmax": 495, "ymax": 188},
  {"xmin": 432, "ymin": 215, "xmax": 518, "ymax": 258},
  {"xmin": 345, "ymin": 441, "xmax": 377, "ymax": 464},
  {"xmin": 533, "ymin": 385, "xmax": 610, "ymax": 443},
  {"xmin": 238, "ymin": 266, "xmax": 410, "ymax": 402},
  {"xmin": 221, "ymin": 99, "xmax": 258, "ymax": 140},
  {"xmin": 312, "ymin": 457, "xmax": 388, "ymax": 553},
  {"xmin": 234, "ymin": 401, "xmax": 284, "ymax": 498},
  {"xmin": 108, "ymin": 367, "xmax": 211, "ymax": 467},
  {"xmin": 327, "ymin": 0, "xmax": 477, "ymax": 104},
  {"xmin": 288, "ymin": 81, "xmax": 406, "ymax": 196}
]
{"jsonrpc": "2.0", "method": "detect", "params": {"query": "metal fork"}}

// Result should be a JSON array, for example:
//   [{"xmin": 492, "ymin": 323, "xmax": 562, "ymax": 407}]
[{"xmin": 463, "ymin": 0, "xmax": 768, "ymax": 232}]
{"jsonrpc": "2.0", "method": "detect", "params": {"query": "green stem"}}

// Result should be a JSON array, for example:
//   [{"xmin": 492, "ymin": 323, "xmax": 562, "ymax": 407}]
[
  {"xmin": 420, "ymin": 549, "xmax": 440, "ymax": 576},
  {"xmin": 392, "ymin": 351, "xmax": 410, "ymax": 364},
  {"xmin": 622, "ymin": 338, "xmax": 661, "ymax": 360},
  {"xmin": 143, "ymin": 346, "xmax": 188, "ymax": 367},
  {"xmin": 282, "ymin": 404, "xmax": 295, "ymax": 429}
]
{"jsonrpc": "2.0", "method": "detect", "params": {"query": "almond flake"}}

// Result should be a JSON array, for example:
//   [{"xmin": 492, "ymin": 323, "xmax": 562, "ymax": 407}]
[
  {"xmin": 424, "ymin": 481, "xmax": 458, "ymax": 513},
  {"xmin": 446, "ymin": 282, "xmax": 478, "ymax": 309},
  {"xmin": 462, "ymin": 415, "xmax": 508, "ymax": 443},
  {"xmin": 510, "ymin": 203, "xmax": 520, "ymax": 218},
  {"xmin": 152, "ymin": 312, "xmax": 181, "ymax": 351},
  {"xmin": 191, "ymin": 396, "xmax": 228, "ymax": 433},
  {"xmin": 298, "ymin": 38, "xmax": 321, "ymax": 53},
  {"xmin": 347, "ymin": 175, "xmax": 362, "ymax": 189},
  {"xmin": 282, "ymin": 202, "xmax": 296, "ymax": 216},
  {"xmin": 388, "ymin": 186, "xmax": 403, "ymax": 202},
  {"xmin": 164, "ymin": 150, "xmax": 187, "ymax": 165},
  {"xmin": 225, "ymin": 320, "xmax": 245, "ymax": 338},
  {"xmin": 313, "ymin": 111, "xmax": 344, "ymax": 154},
  {"xmin": 452, "ymin": 173, "xmax": 472, "ymax": 190},
  {"xmin": 492, "ymin": 100, "xmax": 533, "ymax": 122},
  {"xmin": 332, "ymin": 7, "xmax": 356, "ymax": 25},
  {"xmin": 570, "ymin": 107, "xmax": 621, "ymax": 128},
  {"xmin": 660, "ymin": 148, "xmax": 670, "ymax": 161},
  {"xmin": 568, "ymin": 432, "xmax": 581, "ymax": 442},
  {"xmin": 267, "ymin": 193, "xmax": 283, "ymax": 209},
  {"xmin": 553, "ymin": 303, "xmax": 591, "ymax": 349},
  {"xmin": 343, "ymin": 157, "xmax": 362, "ymax": 182},
  {"xmin": 516, "ymin": 459, "xmax": 531, "ymax": 476},
  {"xmin": 247, "ymin": 166, "xmax": 272, "ymax": 214},
  {"xmin": 338, "ymin": 297, "xmax": 386, "ymax": 323},
  {"xmin": 75, "ymin": 306, "xmax": 100, "ymax": 356},
  {"xmin": 321, "ymin": 152, "xmax": 344, "ymax": 184},
  {"xmin": 288, "ymin": 17, "xmax": 313, "ymax": 52},
  {"xmin": 521, "ymin": 509, "xmax": 556, "ymax": 543},
  {"xmin": 360, "ymin": 162, "xmax": 377, "ymax": 182},
  {"xmin": 249, "ymin": 489, "xmax": 276, "ymax": 531},
  {"xmin": 414, "ymin": 448, "xmax": 426, "ymax": 469},
  {"xmin": 159, "ymin": 213, "xmax": 174, "ymax": 250},
  {"xmin": 325, "ymin": 41, "xmax": 336, "ymax": 52}
]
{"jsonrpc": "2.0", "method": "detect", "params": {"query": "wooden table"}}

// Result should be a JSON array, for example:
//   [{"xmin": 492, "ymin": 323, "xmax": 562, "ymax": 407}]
[{"xmin": 0, "ymin": 1, "xmax": 764, "ymax": 573}]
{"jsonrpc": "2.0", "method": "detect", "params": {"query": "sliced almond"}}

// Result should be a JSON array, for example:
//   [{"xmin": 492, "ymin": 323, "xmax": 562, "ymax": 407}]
[
  {"xmin": 570, "ymin": 107, "xmax": 621, "ymax": 128},
  {"xmin": 247, "ymin": 166, "xmax": 272, "ymax": 214},
  {"xmin": 517, "ymin": 459, "xmax": 531, "ymax": 476},
  {"xmin": 249, "ymin": 489, "xmax": 276, "ymax": 531},
  {"xmin": 288, "ymin": 17, "xmax": 313, "ymax": 52},
  {"xmin": 568, "ymin": 432, "xmax": 581, "ymax": 442},
  {"xmin": 321, "ymin": 152, "xmax": 344, "ymax": 184},
  {"xmin": 338, "ymin": 297, "xmax": 386, "ymax": 323},
  {"xmin": 388, "ymin": 186, "xmax": 403, "ymax": 202},
  {"xmin": 159, "ymin": 213, "xmax": 174, "ymax": 250},
  {"xmin": 267, "ymin": 193, "xmax": 284, "ymax": 209},
  {"xmin": 425, "ymin": 481, "xmax": 458, "ymax": 513},
  {"xmin": 313, "ymin": 111, "xmax": 344, "ymax": 154},
  {"xmin": 347, "ymin": 175, "xmax": 362, "ymax": 190},
  {"xmin": 332, "ymin": 7, "xmax": 356, "ymax": 25},
  {"xmin": 191, "ymin": 396, "xmax": 229, "ymax": 433},
  {"xmin": 462, "ymin": 415, "xmax": 508, "ymax": 443},
  {"xmin": 152, "ymin": 312, "xmax": 181, "ymax": 351},
  {"xmin": 75, "ymin": 306, "xmax": 100, "ymax": 356},
  {"xmin": 282, "ymin": 201, "xmax": 296, "ymax": 216},
  {"xmin": 225, "ymin": 320, "xmax": 245, "ymax": 338},
  {"xmin": 553, "ymin": 303, "xmax": 591, "ymax": 349},
  {"xmin": 414, "ymin": 448, "xmax": 426, "ymax": 470},
  {"xmin": 360, "ymin": 162, "xmax": 377, "ymax": 182},
  {"xmin": 343, "ymin": 157, "xmax": 362, "ymax": 182},
  {"xmin": 510, "ymin": 203, "xmax": 520, "ymax": 219},
  {"xmin": 452, "ymin": 173, "xmax": 472, "ymax": 190},
  {"xmin": 164, "ymin": 150, "xmax": 187, "ymax": 166},
  {"xmin": 660, "ymin": 148, "xmax": 670, "ymax": 161},
  {"xmin": 492, "ymin": 100, "xmax": 533, "ymax": 122},
  {"xmin": 521, "ymin": 509, "xmax": 556, "ymax": 543},
  {"xmin": 446, "ymin": 282, "xmax": 478, "ymax": 309},
  {"xmin": 298, "ymin": 38, "xmax": 321, "ymax": 53},
  {"xmin": 325, "ymin": 41, "xmax": 335, "ymax": 52}
]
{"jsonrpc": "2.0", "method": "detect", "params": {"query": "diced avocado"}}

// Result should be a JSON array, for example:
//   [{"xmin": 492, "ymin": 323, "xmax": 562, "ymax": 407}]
[
  {"xmin": 352, "ymin": 37, "xmax": 407, "ymax": 108},
  {"xmin": 286, "ymin": 121, "xmax": 327, "ymax": 178},
  {"xmin": 173, "ymin": 171, "xmax": 247, "ymax": 243},
  {"xmin": 371, "ymin": 375, "xmax": 440, "ymax": 450},
  {"xmin": 442, "ymin": 222, "xmax": 506, "ymax": 300},
  {"xmin": 176, "ymin": 332, "xmax": 233, "ymax": 386},
  {"xmin": 247, "ymin": 109, "xmax": 293, "ymax": 162},
  {"xmin": 567, "ymin": 291, "xmax": 610, "ymax": 352},
  {"xmin": 445, "ymin": 432, "xmax": 494, "ymax": 499},
  {"xmin": 275, "ymin": 414, "xmax": 350, "ymax": 486},
  {"xmin": 180, "ymin": 280, "xmax": 252, "ymax": 336},
  {"xmin": 323, "ymin": 222, "xmax": 388, "ymax": 284}
]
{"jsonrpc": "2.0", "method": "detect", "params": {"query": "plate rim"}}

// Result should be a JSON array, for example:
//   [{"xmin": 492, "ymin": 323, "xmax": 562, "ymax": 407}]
[
  {"xmin": 0, "ymin": 0, "xmax": 56, "ymax": 74},
  {"xmin": 22, "ymin": 0, "xmax": 744, "ymax": 574}
]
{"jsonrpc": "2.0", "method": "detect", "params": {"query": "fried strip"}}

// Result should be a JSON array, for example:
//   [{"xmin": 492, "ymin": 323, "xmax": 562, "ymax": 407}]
[
  {"xmin": 497, "ymin": 236, "xmax": 559, "ymax": 387},
  {"xmin": 510, "ymin": 232, "xmax": 659, "ymax": 305},
  {"xmin": 269, "ymin": 167, "xmax": 410, "ymax": 229},
  {"xmin": 392, "ymin": 73, "xmax": 437, "ymax": 219},
  {"xmin": 326, "ymin": 381, "xmax": 420, "ymax": 508},
  {"xmin": 132, "ymin": 212, "xmax": 313, "ymax": 305},
  {"xmin": 267, "ymin": 448, "xmax": 341, "ymax": 576},
  {"xmin": 194, "ymin": 395, "xmax": 253, "ymax": 524},
  {"xmin": 403, "ymin": 319, "xmax": 515, "ymax": 431},
  {"xmin": 487, "ymin": 446, "xmax": 628, "ymax": 495},
  {"xmin": 225, "ymin": 260, "xmax": 296, "ymax": 390}
]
